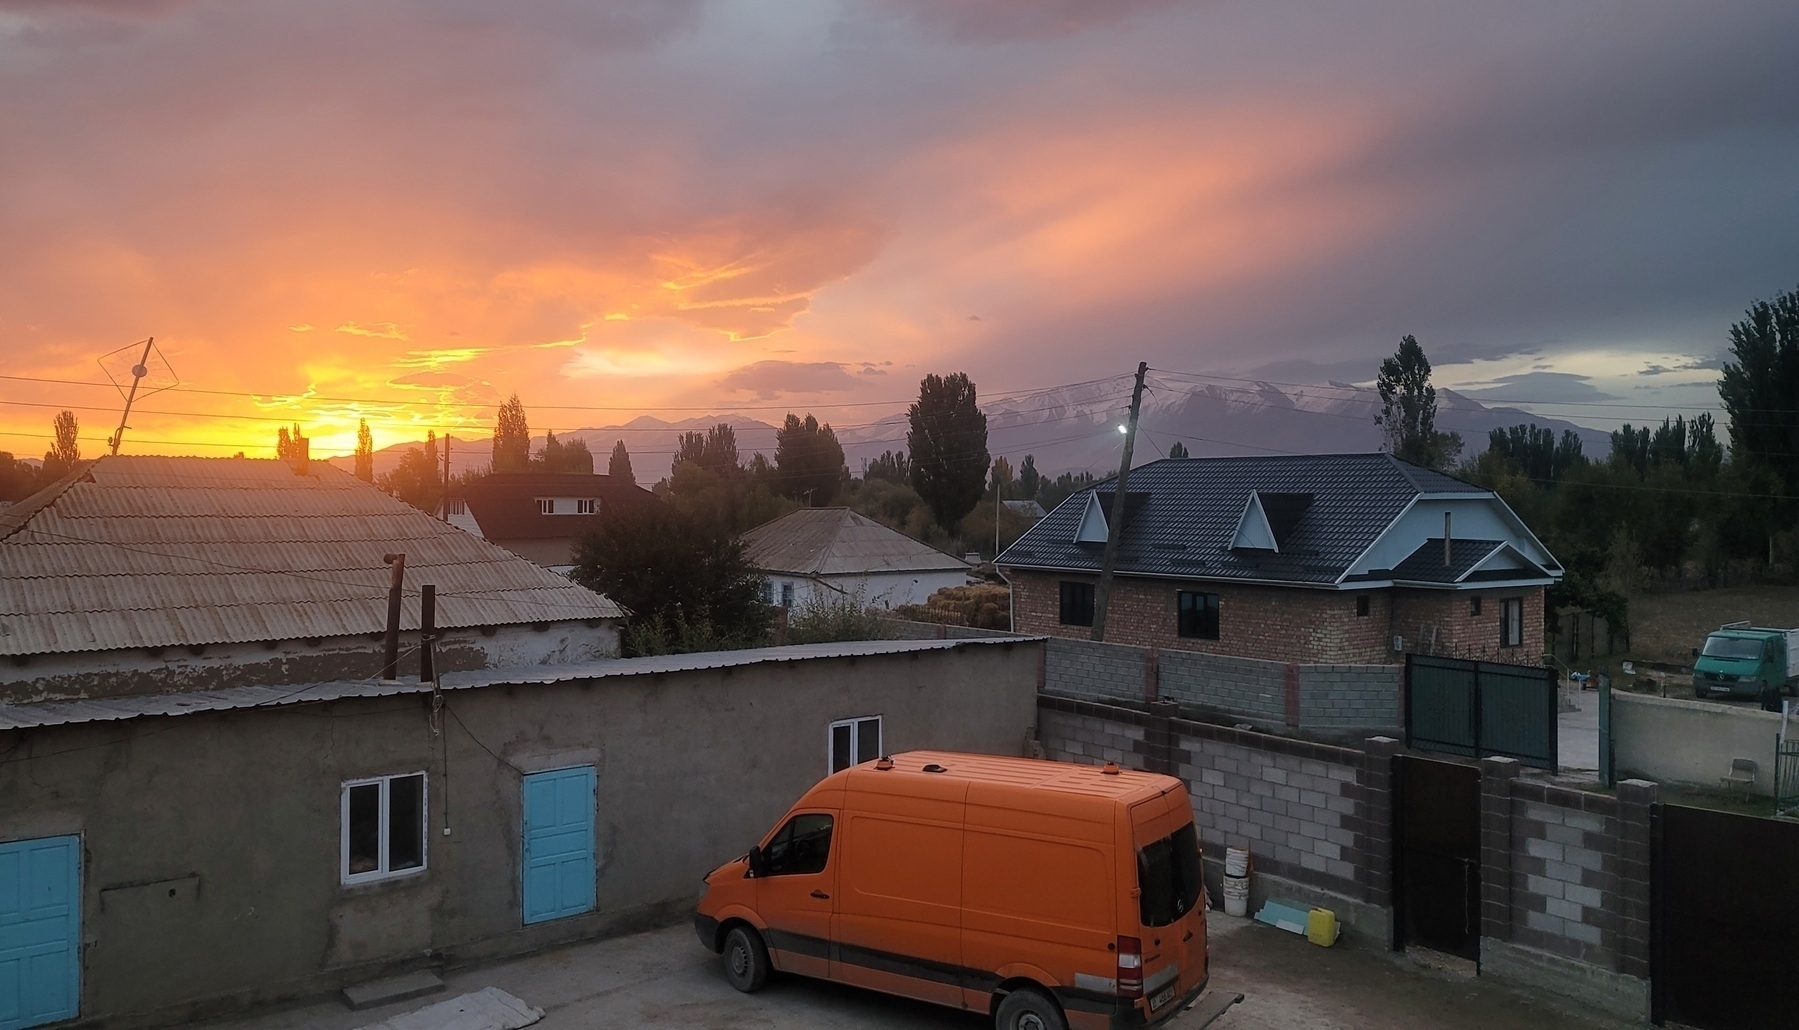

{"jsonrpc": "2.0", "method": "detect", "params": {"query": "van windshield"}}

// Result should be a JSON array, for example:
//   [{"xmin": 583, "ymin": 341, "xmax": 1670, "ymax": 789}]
[
  {"xmin": 1138, "ymin": 822, "xmax": 1202, "ymax": 928},
  {"xmin": 1702, "ymin": 635, "xmax": 1763, "ymax": 660}
]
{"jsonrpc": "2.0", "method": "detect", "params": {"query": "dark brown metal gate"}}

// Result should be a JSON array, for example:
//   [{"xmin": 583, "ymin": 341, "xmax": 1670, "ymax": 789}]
[
  {"xmin": 1394, "ymin": 755, "xmax": 1481, "ymax": 961},
  {"xmin": 1653, "ymin": 803, "xmax": 1799, "ymax": 1028}
]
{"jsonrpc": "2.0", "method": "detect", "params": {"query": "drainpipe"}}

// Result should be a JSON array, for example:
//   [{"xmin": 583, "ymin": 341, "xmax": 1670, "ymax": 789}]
[{"xmin": 381, "ymin": 553, "xmax": 405, "ymax": 681}]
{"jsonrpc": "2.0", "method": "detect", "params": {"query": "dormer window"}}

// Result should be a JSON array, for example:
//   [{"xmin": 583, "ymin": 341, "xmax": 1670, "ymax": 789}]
[
  {"xmin": 1230, "ymin": 491, "xmax": 1312, "ymax": 552},
  {"xmin": 577, "ymin": 498, "xmax": 597, "ymax": 515},
  {"xmin": 538, "ymin": 498, "xmax": 555, "ymax": 515}
]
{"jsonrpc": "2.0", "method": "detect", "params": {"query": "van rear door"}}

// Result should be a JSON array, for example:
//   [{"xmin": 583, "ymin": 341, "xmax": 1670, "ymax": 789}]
[{"xmin": 1131, "ymin": 793, "xmax": 1207, "ymax": 1018}]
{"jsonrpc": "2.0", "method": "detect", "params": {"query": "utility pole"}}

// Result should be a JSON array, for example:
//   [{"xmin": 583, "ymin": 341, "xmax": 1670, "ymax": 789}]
[{"xmin": 1090, "ymin": 362, "xmax": 1148, "ymax": 642}]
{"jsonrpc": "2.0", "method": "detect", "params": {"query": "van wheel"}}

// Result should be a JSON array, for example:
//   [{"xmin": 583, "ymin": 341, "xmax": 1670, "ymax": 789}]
[
  {"xmin": 722, "ymin": 925, "xmax": 770, "ymax": 993},
  {"xmin": 995, "ymin": 988, "xmax": 1067, "ymax": 1030}
]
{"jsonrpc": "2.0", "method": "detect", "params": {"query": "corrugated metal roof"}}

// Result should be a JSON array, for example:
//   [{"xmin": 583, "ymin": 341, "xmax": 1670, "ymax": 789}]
[
  {"xmin": 998, "ymin": 453, "xmax": 1492, "ymax": 586},
  {"xmin": 0, "ymin": 636, "xmax": 1038, "ymax": 729},
  {"xmin": 741, "ymin": 508, "xmax": 971, "ymax": 576},
  {"xmin": 0, "ymin": 456, "xmax": 622, "ymax": 656}
]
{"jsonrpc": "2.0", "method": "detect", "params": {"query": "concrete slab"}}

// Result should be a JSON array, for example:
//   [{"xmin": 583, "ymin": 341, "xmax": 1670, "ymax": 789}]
[
  {"xmin": 352, "ymin": 987, "xmax": 540, "ymax": 1030},
  {"xmin": 340, "ymin": 972, "xmax": 444, "ymax": 1012}
]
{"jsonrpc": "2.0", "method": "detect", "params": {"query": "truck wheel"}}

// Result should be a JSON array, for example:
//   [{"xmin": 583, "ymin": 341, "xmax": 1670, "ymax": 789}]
[
  {"xmin": 995, "ymin": 988, "xmax": 1068, "ymax": 1030},
  {"xmin": 722, "ymin": 925, "xmax": 770, "ymax": 993}
]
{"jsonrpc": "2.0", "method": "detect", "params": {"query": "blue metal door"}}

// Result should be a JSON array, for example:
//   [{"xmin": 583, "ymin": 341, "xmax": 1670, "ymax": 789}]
[
  {"xmin": 522, "ymin": 767, "xmax": 596, "ymax": 924},
  {"xmin": 0, "ymin": 835, "xmax": 80, "ymax": 1030}
]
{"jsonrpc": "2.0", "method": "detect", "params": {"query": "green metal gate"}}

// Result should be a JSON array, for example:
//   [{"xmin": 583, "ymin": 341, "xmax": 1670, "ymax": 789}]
[
  {"xmin": 1405, "ymin": 654, "xmax": 1559, "ymax": 772},
  {"xmin": 1776, "ymin": 738, "xmax": 1799, "ymax": 820}
]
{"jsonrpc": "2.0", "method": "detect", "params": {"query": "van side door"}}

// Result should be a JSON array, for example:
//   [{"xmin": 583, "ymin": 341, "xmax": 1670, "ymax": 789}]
[{"xmin": 754, "ymin": 811, "xmax": 838, "ymax": 979}]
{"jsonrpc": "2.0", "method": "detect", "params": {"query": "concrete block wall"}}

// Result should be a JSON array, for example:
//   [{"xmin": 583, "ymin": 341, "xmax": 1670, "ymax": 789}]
[
  {"xmin": 1042, "ymin": 637, "xmax": 1154, "ymax": 704},
  {"xmin": 1479, "ymin": 757, "xmax": 1655, "ymax": 1021},
  {"xmin": 1033, "ymin": 634, "xmax": 1403, "ymax": 732},
  {"xmin": 1158, "ymin": 649, "xmax": 1287, "ymax": 724},
  {"xmin": 1038, "ymin": 695, "xmax": 1374, "ymax": 907},
  {"xmin": 1297, "ymin": 663, "xmax": 1403, "ymax": 729},
  {"xmin": 1171, "ymin": 717, "xmax": 1366, "ymax": 896},
  {"xmin": 1037, "ymin": 703, "xmax": 1147, "ymax": 767}
]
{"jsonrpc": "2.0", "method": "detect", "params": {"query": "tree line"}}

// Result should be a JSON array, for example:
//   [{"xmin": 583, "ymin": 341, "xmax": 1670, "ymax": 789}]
[{"xmin": 1375, "ymin": 282, "xmax": 1799, "ymax": 640}]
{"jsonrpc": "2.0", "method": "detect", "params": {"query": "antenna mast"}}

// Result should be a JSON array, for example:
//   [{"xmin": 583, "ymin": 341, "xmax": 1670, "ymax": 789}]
[{"xmin": 98, "ymin": 337, "xmax": 178, "ymax": 456}]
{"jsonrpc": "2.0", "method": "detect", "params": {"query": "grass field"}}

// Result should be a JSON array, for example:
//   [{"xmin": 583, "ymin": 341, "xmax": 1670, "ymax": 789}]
[{"xmin": 1630, "ymin": 584, "xmax": 1799, "ymax": 664}]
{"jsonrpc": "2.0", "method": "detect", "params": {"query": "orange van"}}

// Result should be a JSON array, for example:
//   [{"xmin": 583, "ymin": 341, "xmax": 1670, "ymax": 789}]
[{"xmin": 694, "ymin": 750, "xmax": 1209, "ymax": 1030}]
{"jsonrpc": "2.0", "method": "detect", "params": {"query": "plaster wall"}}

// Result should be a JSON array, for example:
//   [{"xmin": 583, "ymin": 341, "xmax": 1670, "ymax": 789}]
[
  {"xmin": 763, "ymin": 570, "xmax": 967, "ymax": 611},
  {"xmin": 0, "ymin": 622, "xmax": 620, "ymax": 704},
  {"xmin": 1613, "ymin": 692, "xmax": 1782, "ymax": 795},
  {"xmin": 0, "ymin": 640, "xmax": 1039, "ymax": 1025}
]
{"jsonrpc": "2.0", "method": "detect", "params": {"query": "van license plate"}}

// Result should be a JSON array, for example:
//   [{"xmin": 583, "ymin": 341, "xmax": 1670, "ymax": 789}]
[{"xmin": 1150, "ymin": 984, "xmax": 1176, "ymax": 1011}]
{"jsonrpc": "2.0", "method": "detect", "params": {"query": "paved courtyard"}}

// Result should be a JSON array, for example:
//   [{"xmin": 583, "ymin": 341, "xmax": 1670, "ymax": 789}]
[{"xmin": 203, "ymin": 914, "xmax": 1633, "ymax": 1030}]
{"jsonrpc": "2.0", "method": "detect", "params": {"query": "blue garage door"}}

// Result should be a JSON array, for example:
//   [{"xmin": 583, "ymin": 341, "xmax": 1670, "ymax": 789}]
[
  {"xmin": 0, "ymin": 835, "xmax": 80, "ymax": 1030},
  {"xmin": 522, "ymin": 767, "xmax": 596, "ymax": 924}
]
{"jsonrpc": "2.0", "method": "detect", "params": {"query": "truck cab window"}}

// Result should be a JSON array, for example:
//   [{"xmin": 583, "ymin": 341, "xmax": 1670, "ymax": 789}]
[{"xmin": 763, "ymin": 813, "xmax": 833, "ymax": 876}]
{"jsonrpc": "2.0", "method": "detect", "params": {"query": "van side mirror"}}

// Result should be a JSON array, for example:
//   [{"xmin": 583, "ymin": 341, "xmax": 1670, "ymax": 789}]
[{"xmin": 746, "ymin": 845, "xmax": 767, "ymax": 878}]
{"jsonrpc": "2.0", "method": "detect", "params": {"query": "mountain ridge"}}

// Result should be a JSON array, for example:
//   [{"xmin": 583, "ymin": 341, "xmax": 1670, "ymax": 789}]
[{"xmin": 331, "ymin": 380, "xmax": 1612, "ymax": 482}]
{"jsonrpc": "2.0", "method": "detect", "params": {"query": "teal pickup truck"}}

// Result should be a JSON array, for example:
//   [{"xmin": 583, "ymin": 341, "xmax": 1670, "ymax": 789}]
[{"xmin": 1692, "ymin": 622, "xmax": 1799, "ymax": 706}]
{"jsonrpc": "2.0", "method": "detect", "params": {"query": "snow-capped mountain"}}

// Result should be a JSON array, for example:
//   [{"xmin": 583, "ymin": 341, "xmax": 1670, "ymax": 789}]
[{"xmin": 340, "ymin": 379, "xmax": 1610, "ymax": 482}]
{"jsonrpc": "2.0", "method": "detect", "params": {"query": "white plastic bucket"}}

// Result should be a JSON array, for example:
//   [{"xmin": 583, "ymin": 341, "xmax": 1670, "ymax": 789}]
[{"xmin": 1224, "ymin": 847, "xmax": 1251, "ymax": 877}]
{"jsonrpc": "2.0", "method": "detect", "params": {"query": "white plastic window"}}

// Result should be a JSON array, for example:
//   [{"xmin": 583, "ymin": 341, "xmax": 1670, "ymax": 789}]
[
  {"xmin": 829, "ymin": 716, "xmax": 882, "ymax": 774},
  {"xmin": 341, "ymin": 773, "xmax": 427, "ymax": 885}
]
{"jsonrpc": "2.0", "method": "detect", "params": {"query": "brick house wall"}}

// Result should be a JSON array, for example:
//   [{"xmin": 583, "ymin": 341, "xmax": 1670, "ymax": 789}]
[
  {"xmin": 1008, "ymin": 570, "xmax": 1545, "ymax": 665},
  {"xmin": 1391, "ymin": 587, "xmax": 1545, "ymax": 661}
]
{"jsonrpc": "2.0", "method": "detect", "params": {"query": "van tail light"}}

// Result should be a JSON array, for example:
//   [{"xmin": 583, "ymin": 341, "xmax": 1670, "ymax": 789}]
[{"xmin": 1116, "ymin": 935, "xmax": 1143, "ymax": 999}]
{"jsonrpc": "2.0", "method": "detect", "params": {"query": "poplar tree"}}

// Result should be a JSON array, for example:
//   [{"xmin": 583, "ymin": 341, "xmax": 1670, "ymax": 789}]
[
  {"xmin": 353, "ymin": 419, "xmax": 375, "ymax": 481},
  {"xmin": 608, "ymin": 440, "xmax": 636, "ymax": 486},
  {"xmin": 492, "ymin": 394, "xmax": 530, "ymax": 472},
  {"xmin": 908, "ymin": 372, "xmax": 988, "ymax": 530}
]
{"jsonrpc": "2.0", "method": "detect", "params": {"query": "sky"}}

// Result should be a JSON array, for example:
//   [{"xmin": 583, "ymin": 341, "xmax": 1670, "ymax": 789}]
[{"xmin": 3, "ymin": 0, "xmax": 1797, "ymax": 461}]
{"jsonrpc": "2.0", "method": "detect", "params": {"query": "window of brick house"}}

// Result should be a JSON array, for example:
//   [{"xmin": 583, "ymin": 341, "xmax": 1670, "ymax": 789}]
[
  {"xmin": 1470, "ymin": 596, "xmax": 1482, "ymax": 616},
  {"xmin": 1177, "ymin": 591, "xmax": 1220, "ymax": 639},
  {"xmin": 1355, "ymin": 595, "xmax": 1370, "ymax": 617},
  {"xmin": 1059, "ymin": 581, "xmax": 1095, "ymax": 627},
  {"xmin": 1499, "ymin": 597, "xmax": 1523, "ymax": 647}
]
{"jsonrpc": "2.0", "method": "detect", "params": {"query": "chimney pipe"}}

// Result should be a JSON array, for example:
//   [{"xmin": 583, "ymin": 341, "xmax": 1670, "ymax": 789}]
[
  {"xmin": 1444, "ymin": 512, "xmax": 1453, "ymax": 568},
  {"xmin": 293, "ymin": 437, "xmax": 309, "ymax": 476},
  {"xmin": 419, "ymin": 584, "xmax": 436, "ymax": 683},
  {"xmin": 381, "ymin": 553, "xmax": 405, "ymax": 681}
]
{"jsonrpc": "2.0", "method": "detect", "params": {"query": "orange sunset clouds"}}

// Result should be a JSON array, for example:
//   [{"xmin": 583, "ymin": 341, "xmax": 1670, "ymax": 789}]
[{"xmin": 2, "ymin": 0, "xmax": 1795, "ymax": 459}]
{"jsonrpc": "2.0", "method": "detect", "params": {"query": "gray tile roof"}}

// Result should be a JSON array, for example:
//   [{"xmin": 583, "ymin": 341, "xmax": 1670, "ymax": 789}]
[
  {"xmin": 0, "ymin": 637, "xmax": 1039, "ymax": 729},
  {"xmin": 742, "ymin": 508, "xmax": 971, "ymax": 576},
  {"xmin": 0, "ymin": 455, "xmax": 622, "ymax": 656},
  {"xmin": 1384, "ymin": 538, "xmax": 1506, "ymax": 584},
  {"xmin": 998, "ymin": 453, "xmax": 1491, "ymax": 586}
]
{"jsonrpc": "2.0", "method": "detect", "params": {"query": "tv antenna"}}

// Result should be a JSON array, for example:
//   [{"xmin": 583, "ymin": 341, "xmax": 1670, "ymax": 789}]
[{"xmin": 98, "ymin": 337, "xmax": 180, "ymax": 455}]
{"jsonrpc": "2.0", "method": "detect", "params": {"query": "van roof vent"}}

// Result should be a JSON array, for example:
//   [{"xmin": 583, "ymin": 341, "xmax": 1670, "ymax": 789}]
[
  {"xmin": 922, "ymin": 763, "xmax": 948, "ymax": 774},
  {"xmin": 875, "ymin": 756, "xmax": 894, "ymax": 770},
  {"xmin": 1100, "ymin": 761, "xmax": 1121, "ymax": 775}
]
